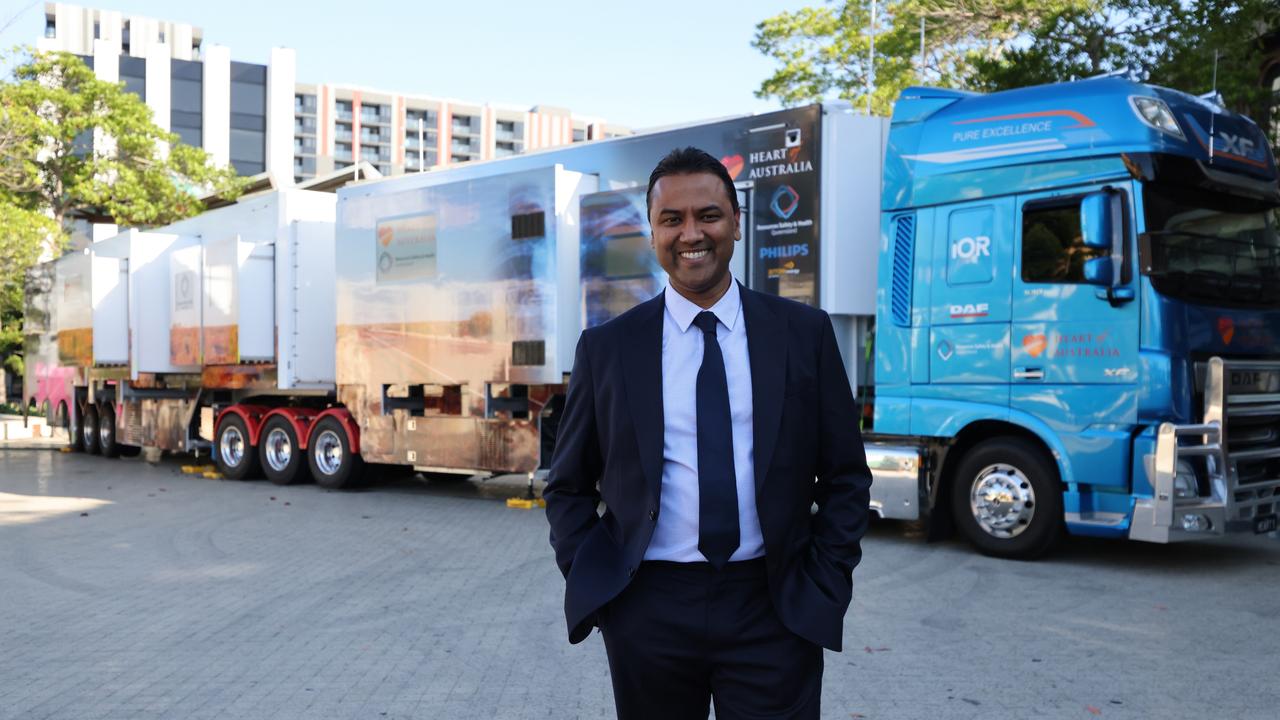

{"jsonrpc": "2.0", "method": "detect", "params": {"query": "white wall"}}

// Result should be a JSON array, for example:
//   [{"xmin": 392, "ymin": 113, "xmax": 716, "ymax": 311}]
[
  {"xmin": 202, "ymin": 45, "xmax": 231, "ymax": 167},
  {"xmin": 266, "ymin": 47, "xmax": 297, "ymax": 185}
]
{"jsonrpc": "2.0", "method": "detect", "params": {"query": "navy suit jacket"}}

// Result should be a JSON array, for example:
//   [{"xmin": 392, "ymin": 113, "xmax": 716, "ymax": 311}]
[{"xmin": 544, "ymin": 284, "xmax": 872, "ymax": 650}]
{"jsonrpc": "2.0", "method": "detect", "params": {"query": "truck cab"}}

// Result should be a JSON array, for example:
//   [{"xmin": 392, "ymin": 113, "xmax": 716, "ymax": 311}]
[{"xmin": 870, "ymin": 76, "xmax": 1280, "ymax": 558}]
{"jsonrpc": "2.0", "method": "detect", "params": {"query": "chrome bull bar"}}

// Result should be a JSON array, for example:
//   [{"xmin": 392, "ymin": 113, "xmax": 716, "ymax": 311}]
[{"xmin": 1132, "ymin": 357, "xmax": 1280, "ymax": 543}]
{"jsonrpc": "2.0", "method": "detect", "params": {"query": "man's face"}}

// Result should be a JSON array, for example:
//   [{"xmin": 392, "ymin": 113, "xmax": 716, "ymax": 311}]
[{"xmin": 648, "ymin": 172, "xmax": 740, "ymax": 300}]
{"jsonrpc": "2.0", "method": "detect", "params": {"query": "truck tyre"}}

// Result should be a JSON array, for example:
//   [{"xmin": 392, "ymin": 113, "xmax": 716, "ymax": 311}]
[
  {"xmin": 308, "ymin": 417, "xmax": 363, "ymax": 490},
  {"xmin": 82, "ymin": 404, "xmax": 101, "ymax": 455},
  {"xmin": 950, "ymin": 437, "xmax": 1063, "ymax": 559},
  {"xmin": 259, "ymin": 416, "xmax": 307, "ymax": 486},
  {"xmin": 98, "ymin": 404, "xmax": 120, "ymax": 458},
  {"xmin": 62, "ymin": 401, "xmax": 83, "ymax": 452},
  {"xmin": 215, "ymin": 414, "xmax": 260, "ymax": 481}
]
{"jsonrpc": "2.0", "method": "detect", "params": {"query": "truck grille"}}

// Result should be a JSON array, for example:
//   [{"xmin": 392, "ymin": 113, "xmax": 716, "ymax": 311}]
[
  {"xmin": 1197, "ymin": 359, "xmax": 1280, "ymax": 486},
  {"xmin": 1195, "ymin": 358, "xmax": 1280, "ymax": 523}
]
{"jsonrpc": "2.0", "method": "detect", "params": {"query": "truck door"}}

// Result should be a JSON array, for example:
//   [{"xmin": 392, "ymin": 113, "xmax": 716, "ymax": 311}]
[
  {"xmin": 1010, "ymin": 184, "xmax": 1140, "ymax": 484},
  {"xmin": 926, "ymin": 197, "xmax": 1015, "ymax": 409}
]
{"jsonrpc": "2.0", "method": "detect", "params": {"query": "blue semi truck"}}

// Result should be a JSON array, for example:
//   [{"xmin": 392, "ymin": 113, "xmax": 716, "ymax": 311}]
[{"xmin": 865, "ymin": 75, "xmax": 1280, "ymax": 558}]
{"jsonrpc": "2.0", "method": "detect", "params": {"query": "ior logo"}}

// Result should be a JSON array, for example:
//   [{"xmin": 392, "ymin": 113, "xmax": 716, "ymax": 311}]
[
  {"xmin": 949, "ymin": 303, "xmax": 989, "ymax": 318},
  {"xmin": 1218, "ymin": 132, "xmax": 1255, "ymax": 156},
  {"xmin": 950, "ymin": 235, "xmax": 991, "ymax": 261}
]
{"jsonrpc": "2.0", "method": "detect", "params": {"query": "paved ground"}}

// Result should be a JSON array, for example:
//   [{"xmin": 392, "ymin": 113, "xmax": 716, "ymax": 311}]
[{"xmin": 1, "ymin": 448, "xmax": 1277, "ymax": 720}]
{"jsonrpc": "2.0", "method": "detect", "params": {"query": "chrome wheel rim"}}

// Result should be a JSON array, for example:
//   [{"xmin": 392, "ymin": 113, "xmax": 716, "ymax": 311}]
[
  {"xmin": 264, "ymin": 427, "xmax": 292, "ymax": 472},
  {"xmin": 313, "ymin": 429, "xmax": 343, "ymax": 476},
  {"xmin": 969, "ymin": 463, "xmax": 1036, "ymax": 539},
  {"xmin": 82, "ymin": 410, "xmax": 97, "ymax": 447},
  {"xmin": 220, "ymin": 426, "xmax": 246, "ymax": 468},
  {"xmin": 99, "ymin": 413, "xmax": 112, "ymax": 447}
]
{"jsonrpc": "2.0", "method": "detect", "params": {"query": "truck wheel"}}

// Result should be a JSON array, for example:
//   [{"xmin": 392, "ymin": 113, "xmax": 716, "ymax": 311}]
[
  {"xmin": 950, "ymin": 437, "xmax": 1063, "ymax": 559},
  {"xmin": 308, "ymin": 417, "xmax": 363, "ymax": 490},
  {"xmin": 259, "ymin": 416, "xmax": 307, "ymax": 486},
  {"xmin": 62, "ymin": 401, "xmax": 83, "ymax": 451},
  {"xmin": 98, "ymin": 404, "xmax": 120, "ymax": 458},
  {"xmin": 82, "ymin": 404, "xmax": 101, "ymax": 455},
  {"xmin": 215, "ymin": 414, "xmax": 260, "ymax": 481}
]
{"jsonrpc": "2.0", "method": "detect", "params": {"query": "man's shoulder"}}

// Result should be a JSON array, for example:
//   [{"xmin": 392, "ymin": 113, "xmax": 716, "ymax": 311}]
[
  {"xmin": 743, "ymin": 286, "xmax": 829, "ymax": 333},
  {"xmin": 578, "ymin": 293, "xmax": 663, "ymax": 348}
]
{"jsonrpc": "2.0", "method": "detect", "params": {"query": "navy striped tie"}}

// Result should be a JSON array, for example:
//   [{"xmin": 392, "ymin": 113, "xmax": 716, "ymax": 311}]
[{"xmin": 693, "ymin": 311, "xmax": 739, "ymax": 568}]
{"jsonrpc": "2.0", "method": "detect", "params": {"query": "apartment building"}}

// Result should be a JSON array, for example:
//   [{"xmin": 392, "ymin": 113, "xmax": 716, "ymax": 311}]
[
  {"xmin": 37, "ymin": 4, "xmax": 629, "ymax": 186},
  {"xmin": 291, "ymin": 86, "xmax": 630, "ymax": 182}
]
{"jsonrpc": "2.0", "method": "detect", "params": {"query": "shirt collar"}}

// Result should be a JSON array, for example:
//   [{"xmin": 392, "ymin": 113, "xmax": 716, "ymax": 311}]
[{"xmin": 664, "ymin": 278, "xmax": 741, "ymax": 333}]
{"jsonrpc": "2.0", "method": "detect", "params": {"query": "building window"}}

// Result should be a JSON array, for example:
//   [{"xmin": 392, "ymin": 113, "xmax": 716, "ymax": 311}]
[
  {"xmin": 451, "ymin": 154, "xmax": 471, "ymax": 163},
  {"xmin": 93, "ymin": 21, "xmax": 101, "ymax": 40},
  {"xmin": 361, "ymin": 103, "xmax": 388, "ymax": 124},
  {"xmin": 335, "ymin": 142, "xmax": 353, "ymax": 162},
  {"xmin": 294, "ymin": 136, "xmax": 316, "ymax": 154},
  {"xmin": 294, "ymin": 94, "xmax": 316, "ymax": 114},
  {"xmin": 407, "ymin": 109, "xmax": 437, "ymax": 127},
  {"xmin": 451, "ymin": 115, "xmax": 476, "ymax": 135},
  {"xmin": 229, "ymin": 61, "xmax": 267, "ymax": 176},
  {"xmin": 170, "ymin": 59, "xmax": 203, "ymax": 148},
  {"xmin": 295, "ymin": 116, "xmax": 317, "ymax": 134},
  {"xmin": 336, "ymin": 100, "xmax": 353, "ymax": 121},
  {"xmin": 495, "ymin": 141, "xmax": 516, "ymax": 157},
  {"xmin": 45, "ymin": 18, "xmax": 55, "ymax": 38},
  {"xmin": 120, "ymin": 56, "xmax": 146, "ymax": 101},
  {"xmin": 572, "ymin": 128, "xmax": 586, "ymax": 142},
  {"xmin": 335, "ymin": 122, "xmax": 353, "ymax": 141}
]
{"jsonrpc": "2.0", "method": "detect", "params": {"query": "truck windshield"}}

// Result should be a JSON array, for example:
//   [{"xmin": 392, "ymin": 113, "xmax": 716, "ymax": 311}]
[{"xmin": 1142, "ymin": 183, "xmax": 1280, "ymax": 308}]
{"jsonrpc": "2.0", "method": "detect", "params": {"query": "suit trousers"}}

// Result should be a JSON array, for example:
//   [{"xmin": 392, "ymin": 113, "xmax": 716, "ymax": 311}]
[{"xmin": 599, "ymin": 558, "xmax": 823, "ymax": 720}]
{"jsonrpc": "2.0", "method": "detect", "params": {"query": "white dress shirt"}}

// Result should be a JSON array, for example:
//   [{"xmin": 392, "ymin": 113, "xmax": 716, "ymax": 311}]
[{"xmin": 644, "ymin": 280, "xmax": 765, "ymax": 563}]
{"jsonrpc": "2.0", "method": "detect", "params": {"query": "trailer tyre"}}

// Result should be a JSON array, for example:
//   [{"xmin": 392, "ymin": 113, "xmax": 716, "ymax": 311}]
[
  {"xmin": 215, "ymin": 414, "xmax": 261, "ymax": 481},
  {"xmin": 950, "ymin": 437, "xmax": 1063, "ymax": 560},
  {"xmin": 98, "ymin": 404, "xmax": 120, "ymax": 458},
  {"xmin": 259, "ymin": 416, "xmax": 307, "ymax": 486},
  {"xmin": 82, "ymin": 404, "xmax": 101, "ymax": 455},
  {"xmin": 308, "ymin": 417, "xmax": 362, "ymax": 490}
]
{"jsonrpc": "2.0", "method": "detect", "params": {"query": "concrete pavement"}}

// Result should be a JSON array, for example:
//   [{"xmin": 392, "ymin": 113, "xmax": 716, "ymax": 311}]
[{"xmin": 1, "ymin": 449, "xmax": 1277, "ymax": 719}]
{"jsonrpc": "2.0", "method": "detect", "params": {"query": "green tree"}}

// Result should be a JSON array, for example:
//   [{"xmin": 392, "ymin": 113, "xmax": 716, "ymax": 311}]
[
  {"xmin": 754, "ymin": 0, "xmax": 1279, "ymax": 120},
  {"xmin": 0, "ymin": 48, "xmax": 245, "ymax": 403}
]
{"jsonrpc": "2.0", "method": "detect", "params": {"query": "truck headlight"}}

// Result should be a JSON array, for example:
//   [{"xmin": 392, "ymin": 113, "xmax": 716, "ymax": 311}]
[
  {"xmin": 1130, "ymin": 96, "xmax": 1186, "ymax": 140},
  {"xmin": 1173, "ymin": 459, "xmax": 1199, "ymax": 499}
]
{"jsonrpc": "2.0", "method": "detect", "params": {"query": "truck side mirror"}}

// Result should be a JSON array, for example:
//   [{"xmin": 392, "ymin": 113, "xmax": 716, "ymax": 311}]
[
  {"xmin": 1080, "ymin": 192, "xmax": 1113, "ymax": 251},
  {"xmin": 1083, "ymin": 257, "xmax": 1114, "ymax": 286},
  {"xmin": 1080, "ymin": 190, "xmax": 1126, "ymax": 292}
]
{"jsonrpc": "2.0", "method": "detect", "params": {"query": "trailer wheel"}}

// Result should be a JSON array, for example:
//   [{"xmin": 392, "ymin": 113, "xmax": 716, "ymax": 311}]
[
  {"xmin": 215, "ymin": 414, "xmax": 260, "ymax": 480},
  {"xmin": 950, "ymin": 437, "xmax": 1063, "ymax": 560},
  {"xmin": 259, "ymin": 416, "xmax": 307, "ymax": 486},
  {"xmin": 308, "ymin": 417, "xmax": 363, "ymax": 490},
  {"xmin": 82, "ymin": 404, "xmax": 101, "ymax": 455},
  {"xmin": 62, "ymin": 401, "xmax": 83, "ymax": 452},
  {"xmin": 98, "ymin": 404, "xmax": 120, "ymax": 458}
]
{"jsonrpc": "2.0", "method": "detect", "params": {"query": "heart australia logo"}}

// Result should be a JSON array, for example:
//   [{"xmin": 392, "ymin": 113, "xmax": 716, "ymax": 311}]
[
  {"xmin": 720, "ymin": 154, "xmax": 745, "ymax": 181},
  {"xmin": 1218, "ymin": 317, "xmax": 1235, "ymax": 345},
  {"xmin": 1022, "ymin": 334, "xmax": 1047, "ymax": 358}
]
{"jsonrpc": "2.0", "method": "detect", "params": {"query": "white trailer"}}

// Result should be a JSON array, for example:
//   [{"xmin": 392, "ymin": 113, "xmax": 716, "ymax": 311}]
[{"xmin": 38, "ymin": 103, "xmax": 889, "ymax": 493}]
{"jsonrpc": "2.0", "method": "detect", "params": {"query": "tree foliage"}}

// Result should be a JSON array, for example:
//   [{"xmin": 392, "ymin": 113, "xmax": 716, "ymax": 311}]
[
  {"xmin": 0, "ymin": 48, "xmax": 246, "ymax": 382},
  {"xmin": 754, "ymin": 0, "xmax": 1280, "ymax": 119}
]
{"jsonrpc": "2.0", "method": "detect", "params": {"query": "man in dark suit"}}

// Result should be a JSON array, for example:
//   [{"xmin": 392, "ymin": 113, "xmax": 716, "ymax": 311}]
[{"xmin": 545, "ymin": 146, "xmax": 872, "ymax": 719}]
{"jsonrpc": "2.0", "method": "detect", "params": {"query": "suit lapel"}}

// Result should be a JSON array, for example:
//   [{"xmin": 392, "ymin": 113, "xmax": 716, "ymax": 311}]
[
  {"xmin": 741, "ymin": 284, "xmax": 787, "ymax": 496},
  {"xmin": 620, "ymin": 293, "xmax": 666, "ymax": 502}
]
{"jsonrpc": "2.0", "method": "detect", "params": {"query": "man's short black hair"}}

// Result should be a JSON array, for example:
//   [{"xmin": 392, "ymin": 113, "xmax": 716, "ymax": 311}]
[{"xmin": 646, "ymin": 146, "xmax": 740, "ymax": 215}]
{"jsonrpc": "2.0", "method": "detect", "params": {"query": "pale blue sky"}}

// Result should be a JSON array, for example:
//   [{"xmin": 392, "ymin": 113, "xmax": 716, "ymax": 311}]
[{"xmin": 1, "ymin": 0, "xmax": 818, "ymax": 129}]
